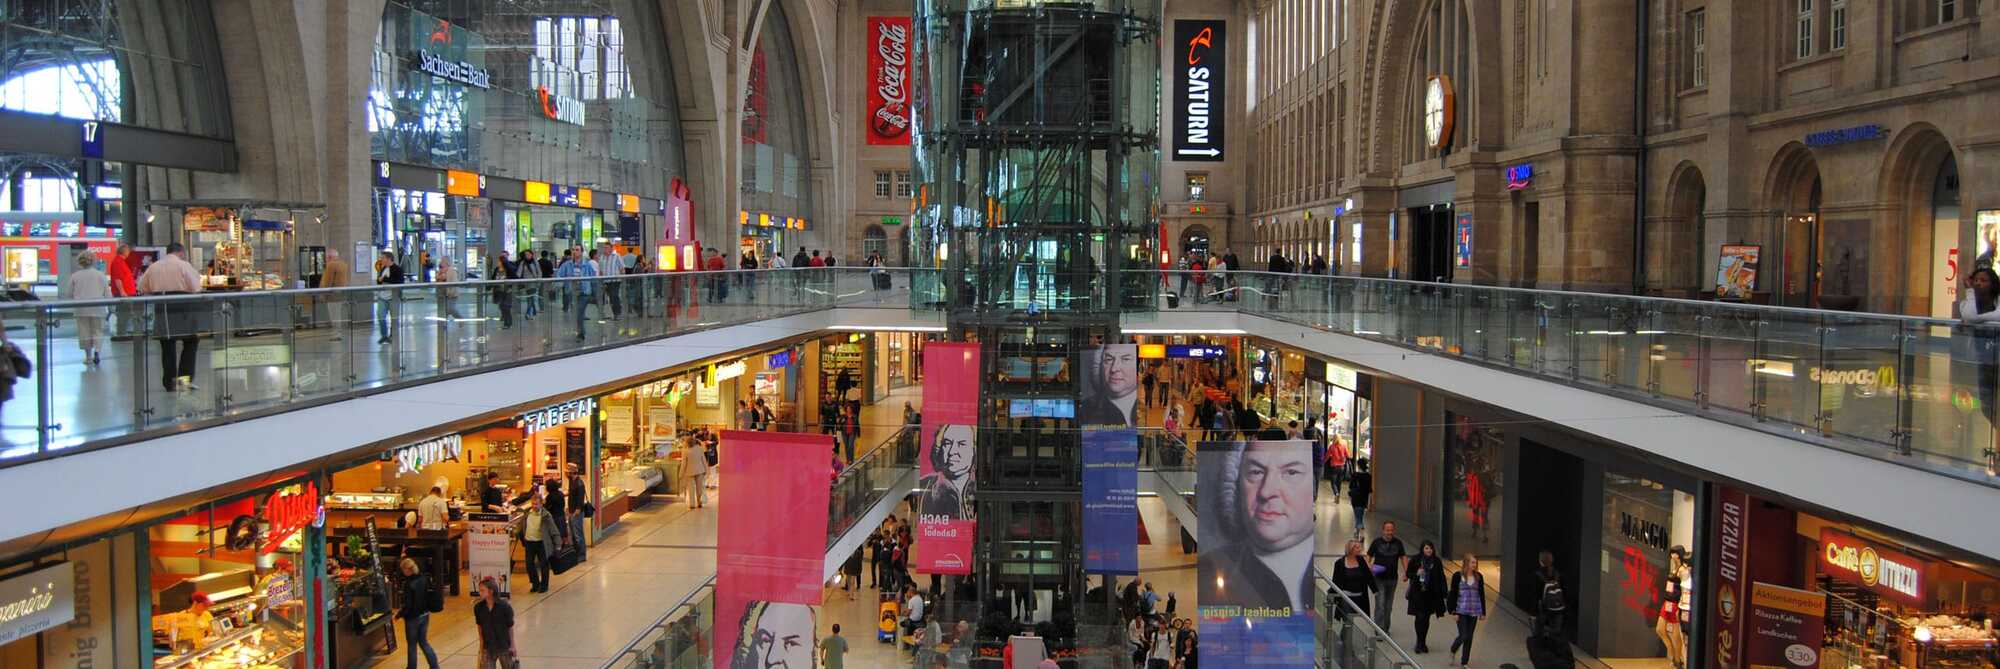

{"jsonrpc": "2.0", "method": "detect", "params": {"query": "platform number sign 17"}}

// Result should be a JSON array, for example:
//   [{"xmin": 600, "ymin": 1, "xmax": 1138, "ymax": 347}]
[{"xmin": 80, "ymin": 121, "xmax": 104, "ymax": 158}]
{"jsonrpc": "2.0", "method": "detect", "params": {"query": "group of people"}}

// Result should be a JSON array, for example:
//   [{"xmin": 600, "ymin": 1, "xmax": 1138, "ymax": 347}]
[
  {"xmin": 483, "ymin": 242, "xmax": 647, "ymax": 341},
  {"xmin": 1120, "ymin": 580, "xmax": 1196, "ymax": 669},
  {"xmin": 58, "ymin": 243, "xmax": 209, "ymax": 390}
]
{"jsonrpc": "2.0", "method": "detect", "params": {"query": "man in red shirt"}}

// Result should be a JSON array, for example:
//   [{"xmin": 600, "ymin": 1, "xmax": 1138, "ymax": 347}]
[
  {"xmin": 106, "ymin": 244, "xmax": 137, "ymax": 335},
  {"xmin": 702, "ymin": 248, "xmax": 727, "ymax": 302}
]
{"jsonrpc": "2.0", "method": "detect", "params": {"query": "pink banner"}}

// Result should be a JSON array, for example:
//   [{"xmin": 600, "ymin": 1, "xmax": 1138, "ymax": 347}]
[
  {"xmin": 715, "ymin": 430, "xmax": 833, "ymax": 669},
  {"xmin": 915, "ymin": 342, "xmax": 981, "ymax": 574}
]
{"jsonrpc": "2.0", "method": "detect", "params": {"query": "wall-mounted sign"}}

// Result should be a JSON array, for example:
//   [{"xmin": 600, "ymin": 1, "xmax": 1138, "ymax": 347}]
[
  {"xmin": 619, "ymin": 193, "xmax": 641, "ymax": 214},
  {"xmin": 550, "ymin": 184, "xmax": 581, "ymax": 207},
  {"xmin": 445, "ymin": 169, "xmax": 484, "ymax": 197},
  {"xmin": 0, "ymin": 562, "xmax": 74, "ymax": 645},
  {"xmin": 767, "ymin": 351, "xmax": 793, "ymax": 369},
  {"xmin": 415, "ymin": 49, "xmax": 491, "ymax": 89},
  {"xmin": 389, "ymin": 434, "xmax": 464, "ymax": 476},
  {"xmin": 1505, "ymin": 163, "xmax": 1534, "ymax": 190},
  {"xmin": 713, "ymin": 360, "xmax": 748, "ymax": 382},
  {"xmin": 1424, "ymin": 74, "xmax": 1455, "ymax": 150},
  {"xmin": 536, "ymin": 86, "xmax": 586, "ymax": 126},
  {"xmin": 1803, "ymin": 124, "xmax": 1885, "ymax": 148},
  {"xmin": 1138, "ymin": 344, "xmax": 1166, "ymax": 359},
  {"xmin": 882, "ymin": 216, "xmax": 903, "ymax": 226},
  {"xmin": 375, "ymin": 161, "xmax": 392, "ymax": 188},
  {"xmin": 1171, "ymin": 20, "xmax": 1226, "ymax": 161},
  {"xmin": 1165, "ymin": 344, "xmax": 1227, "ymax": 359},
  {"xmin": 866, "ymin": 16, "xmax": 913, "ymax": 145},
  {"xmin": 1325, "ymin": 362, "xmax": 1358, "ymax": 389},
  {"xmin": 79, "ymin": 121, "xmax": 103, "ymax": 159},
  {"xmin": 1818, "ymin": 528, "xmax": 1929, "ymax": 608},
  {"xmin": 519, "ymin": 397, "xmax": 596, "ymax": 434},
  {"xmin": 260, "ymin": 481, "xmax": 321, "ymax": 555},
  {"xmin": 524, "ymin": 181, "xmax": 551, "ymax": 204},
  {"xmin": 1744, "ymin": 583, "xmax": 1826, "ymax": 669},
  {"xmin": 1454, "ymin": 214, "xmax": 1474, "ymax": 269}
]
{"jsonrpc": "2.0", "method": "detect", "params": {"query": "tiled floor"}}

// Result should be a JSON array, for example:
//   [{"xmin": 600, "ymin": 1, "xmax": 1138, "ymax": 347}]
[{"xmin": 365, "ymin": 495, "xmax": 720, "ymax": 669}]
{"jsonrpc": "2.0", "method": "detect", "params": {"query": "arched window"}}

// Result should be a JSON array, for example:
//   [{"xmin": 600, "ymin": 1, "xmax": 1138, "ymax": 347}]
[
  {"xmin": 863, "ymin": 225, "xmax": 888, "ymax": 261},
  {"xmin": 1406, "ymin": 0, "xmax": 1471, "ymax": 164}
]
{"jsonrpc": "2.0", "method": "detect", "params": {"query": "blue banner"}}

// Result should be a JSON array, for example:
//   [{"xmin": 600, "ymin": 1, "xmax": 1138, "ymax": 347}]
[{"xmin": 1082, "ymin": 428, "xmax": 1138, "ymax": 575}]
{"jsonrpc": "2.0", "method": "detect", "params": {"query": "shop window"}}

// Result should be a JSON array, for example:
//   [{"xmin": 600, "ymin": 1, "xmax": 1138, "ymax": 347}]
[
  {"xmin": 863, "ymin": 225, "xmax": 889, "ymax": 261},
  {"xmin": 1596, "ymin": 471, "xmax": 1698, "ymax": 663},
  {"xmin": 1187, "ymin": 172, "xmax": 1208, "ymax": 202},
  {"xmin": 148, "ymin": 484, "xmax": 316, "ymax": 668},
  {"xmin": 894, "ymin": 170, "xmax": 915, "ymax": 198},
  {"xmin": 1686, "ymin": 10, "xmax": 1708, "ymax": 88},
  {"xmin": 875, "ymin": 171, "xmax": 893, "ymax": 199}
]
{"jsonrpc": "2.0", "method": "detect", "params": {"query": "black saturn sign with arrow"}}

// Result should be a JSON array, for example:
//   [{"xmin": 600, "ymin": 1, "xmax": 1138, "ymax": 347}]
[{"xmin": 1173, "ymin": 20, "xmax": 1226, "ymax": 162}]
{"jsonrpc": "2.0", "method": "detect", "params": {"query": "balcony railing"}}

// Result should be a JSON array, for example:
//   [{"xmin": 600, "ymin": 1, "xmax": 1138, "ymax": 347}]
[{"xmin": 9, "ymin": 265, "xmax": 1996, "ymax": 487}]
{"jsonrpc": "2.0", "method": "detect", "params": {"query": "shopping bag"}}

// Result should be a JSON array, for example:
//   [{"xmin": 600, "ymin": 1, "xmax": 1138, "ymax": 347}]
[{"xmin": 550, "ymin": 544, "xmax": 581, "ymax": 575}]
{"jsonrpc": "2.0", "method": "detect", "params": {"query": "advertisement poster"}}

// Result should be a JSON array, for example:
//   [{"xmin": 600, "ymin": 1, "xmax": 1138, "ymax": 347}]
[
  {"xmin": 1745, "ymin": 583, "xmax": 1826, "ymax": 669},
  {"xmin": 715, "ymin": 430, "xmax": 833, "ymax": 669},
  {"xmin": 1082, "ymin": 428, "xmax": 1139, "ymax": 575},
  {"xmin": 1197, "ymin": 440, "xmax": 1317, "ymax": 667},
  {"xmin": 866, "ymin": 16, "xmax": 913, "ymax": 145},
  {"xmin": 1977, "ymin": 209, "xmax": 2000, "ymax": 271},
  {"xmin": 1172, "ymin": 20, "xmax": 1227, "ymax": 161},
  {"xmin": 1079, "ymin": 345, "xmax": 1139, "ymax": 427},
  {"xmin": 1454, "ymin": 214, "xmax": 1474, "ymax": 269},
  {"xmin": 915, "ymin": 342, "xmax": 981, "ymax": 575},
  {"xmin": 465, "ymin": 512, "xmax": 513, "ymax": 596},
  {"xmin": 1716, "ymin": 245, "xmax": 1761, "ymax": 300}
]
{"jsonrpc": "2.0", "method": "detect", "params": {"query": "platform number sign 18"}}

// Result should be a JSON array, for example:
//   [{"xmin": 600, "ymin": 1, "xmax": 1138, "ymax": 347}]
[{"xmin": 80, "ymin": 121, "xmax": 104, "ymax": 159}]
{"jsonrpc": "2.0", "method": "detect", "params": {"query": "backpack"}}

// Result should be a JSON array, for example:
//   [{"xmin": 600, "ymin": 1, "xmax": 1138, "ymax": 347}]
[{"xmin": 1540, "ymin": 579, "xmax": 1566, "ymax": 613}]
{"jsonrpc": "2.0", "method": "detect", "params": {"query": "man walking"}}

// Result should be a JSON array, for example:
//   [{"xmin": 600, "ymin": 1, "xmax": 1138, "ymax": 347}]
[
  {"xmin": 1366, "ymin": 521, "xmax": 1409, "ymax": 631},
  {"xmin": 556, "ymin": 249, "xmax": 598, "ymax": 341},
  {"xmin": 598, "ymin": 242, "xmax": 624, "ymax": 319},
  {"xmin": 821, "ymin": 623, "xmax": 849, "ymax": 669},
  {"xmin": 567, "ymin": 464, "xmax": 590, "ymax": 561},
  {"xmin": 703, "ymin": 248, "xmax": 727, "ymax": 302},
  {"xmin": 135, "ymin": 242, "xmax": 203, "ymax": 391},
  {"xmin": 319, "ymin": 248, "xmax": 350, "ymax": 339}
]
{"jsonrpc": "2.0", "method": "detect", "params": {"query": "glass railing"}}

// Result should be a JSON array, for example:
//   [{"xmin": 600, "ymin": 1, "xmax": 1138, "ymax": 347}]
[
  {"xmin": 1156, "ymin": 269, "xmax": 2000, "ymax": 486},
  {"xmin": 610, "ymin": 425, "xmax": 919, "ymax": 669},
  {"xmin": 0, "ymin": 267, "xmax": 932, "ymax": 463},
  {"xmin": 1317, "ymin": 571, "xmax": 1423, "ymax": 669}
]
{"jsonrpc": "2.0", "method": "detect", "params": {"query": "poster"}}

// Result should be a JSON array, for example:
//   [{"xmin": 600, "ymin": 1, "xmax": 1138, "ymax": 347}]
[
  {"xmin": 1082, "ymin": 428, "xmax": 1138, "ymax": 575},
  {"xmin": 465, "ymin": 512, "xmax": 513, "ymax": 597},
  {"xmin": 1745, "ymin": 583, "xmax": 1826, "ymax": 669},
  {"xmin": 1716, "ymin": 245, "xmax": 1761, "ymax": 300},
  {"xmin": 1976, "ymin": 209, "xmax": 2000, "ymax": 271},
  {"xmin": 1454, "ymin": 214, "xmax": 1474, "ymax": 269},
  {"xmin": 1079, "ymin": 345, "xmax": 1140, "ymax": 427},
  {"xmin": 605, "ymin": 405, "xmax": 634, "ymax": 446},
  {"xmin": 866, "ymin": 16, "xmax": 913, "ymax": 145},
  {"xmin": 1710, "ymin": 487, "xmax": 1750, "ymax": 669},
  {"xmin": 715, "ymin": 430, "xmax": 832, "ymax": 669},
  {"xmin": 915, "ymin": 342, "xmax": 981, "ymax": 575},
  {"xmin": 1197, "ymin": 440, "xmax": 1317, "ymax": 667}
]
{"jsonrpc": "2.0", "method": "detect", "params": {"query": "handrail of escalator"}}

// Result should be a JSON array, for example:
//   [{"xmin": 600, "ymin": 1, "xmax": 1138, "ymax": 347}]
[{"xmin": 1314, "ymin": 569, "xmax": 1423, "ymax": 669}]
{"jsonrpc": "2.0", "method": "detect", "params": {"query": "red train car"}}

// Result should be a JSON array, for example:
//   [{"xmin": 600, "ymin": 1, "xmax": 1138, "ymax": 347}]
[{"xmin": 0, "ymin": 213, "xmax": 118, "ymax": 285}]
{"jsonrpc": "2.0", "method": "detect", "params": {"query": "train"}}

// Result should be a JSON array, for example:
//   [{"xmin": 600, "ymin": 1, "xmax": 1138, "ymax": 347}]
[{"xmin": 0, "ymin": 212, "xmax": 119, "ymax": 285}]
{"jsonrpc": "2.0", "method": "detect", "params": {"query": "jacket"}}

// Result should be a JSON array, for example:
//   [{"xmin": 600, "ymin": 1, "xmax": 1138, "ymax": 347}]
[
  {"xmin": 473, "ymin": 598, "xmax": 515, "ymax": 653},
  {"xmin": 1348, "ymin": 471, "xmax": 1373, "ymax": 506},
  {"xmin": 1405, "ymin": 555, "xmax": 1449, "ymax": 617},
  {"xmin": 320, "ymin": 258, "xmax": 350, "ymax": 288},
  {"xmin": 375, "ymin": 262, "xmax": 405, "ymax": 285},
  {"xmin": 542, "ymin": 480, "xmax": 567, "ymax": 516},
  {"xmin": 400, "ymin": 572, "xmax": 432, "ymax": 619},
  {"xmin": 63, "ymin": 268, "xmax": 111, "ymax": 317},
  {"xmin": 514, "ymin": 507, "xmax": 561, "ymax": 545},
  {"xmin": 1448, "ymin": 571, "xmax": 1487, "ymax": 616}
]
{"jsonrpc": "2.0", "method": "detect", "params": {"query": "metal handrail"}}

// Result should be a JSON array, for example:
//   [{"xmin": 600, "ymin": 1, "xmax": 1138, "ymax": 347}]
[
  {"xmin": 603, "ymin": 574, "xmax": 717, "ymax": 665},
  {"xmin": 1315, "ymin": 569, "xmax": 1423, "ymax": 669}
]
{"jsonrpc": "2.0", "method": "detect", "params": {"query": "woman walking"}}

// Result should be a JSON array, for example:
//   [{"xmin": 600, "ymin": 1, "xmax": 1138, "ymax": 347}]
[
  {"xmin": 1328, "ymin": 538, "xmax": 1375, "ymax": 619},
  {"xmin": 398, "ymin": 557, "xmax": 441, "ymax": 669},
  {"xmin": 1347, "ymin": 459, "xmax": 1374, "ymax": 534},
  {"xmin": 473, "ymin": 576, "xmax": 517, "ymax": 668},
  {"xmin": 1447, "ymin": 554, "xmax": 1488, "ymax": 669},
  {"xmin": 63, "ymin": 253, "xmax": 112, "ymax": 366},
  {"xmin": 684, "ymin": 436, "xmax": 711, "ymax": 508},
  {"xmin": 1404, "ymin": 540, "xmax": 1449, "ymax": 653}
]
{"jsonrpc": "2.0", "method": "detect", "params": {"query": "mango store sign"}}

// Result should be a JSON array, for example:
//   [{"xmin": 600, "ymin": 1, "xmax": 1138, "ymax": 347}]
[
  {"xmin": 390, "ymin": 434, "xmax": 465, "ymax": 476},
  {"xmin": 520, "ymin": 398, "xmax": 596, "ymax": 434},
  {"xmin": 0, "ymin": 562, "xmax": 74, "ymax": 645}
]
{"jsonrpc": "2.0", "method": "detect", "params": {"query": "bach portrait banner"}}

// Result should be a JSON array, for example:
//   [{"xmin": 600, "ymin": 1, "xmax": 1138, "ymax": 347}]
[
  {"xmin": 715, "ymin": 430, "xmax": 832, "ymax": 669},
  {"xmin": 1082, "ymin": 428, "xmax": 1139, "ymax": 575},
  {"xmin": 1197, "ymin": 439, "xmax": 1317, "ymax": 667},
  {"xmin": 915, "ymin": 342, "xmax": 981, "ymax": 575}
]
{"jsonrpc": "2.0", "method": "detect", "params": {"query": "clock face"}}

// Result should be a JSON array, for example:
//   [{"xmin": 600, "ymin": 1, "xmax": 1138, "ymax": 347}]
[{"xmin": 1424, "ymin": 78, "xmax": 1446, "ymax": 148}]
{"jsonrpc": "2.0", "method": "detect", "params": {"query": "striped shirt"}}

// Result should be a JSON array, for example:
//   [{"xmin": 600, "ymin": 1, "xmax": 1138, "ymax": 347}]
[{"xmin": 1456, "ymin": 577, "xmax": 1485, "ymax": 616}]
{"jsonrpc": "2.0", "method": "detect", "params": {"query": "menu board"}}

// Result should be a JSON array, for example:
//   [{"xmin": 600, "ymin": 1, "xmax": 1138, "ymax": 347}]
[{"xmin": 604, "ymin": 405, "xmax": 635, "ymax": 445}]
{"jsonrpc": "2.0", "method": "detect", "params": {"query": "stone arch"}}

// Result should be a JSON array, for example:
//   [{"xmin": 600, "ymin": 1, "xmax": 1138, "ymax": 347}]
[
  {"xmin": 1761, "ymin": 142, "xmax": 1827, "ymax": 306},
  {"xmin": 1878, "ymin": 124, "xmax": 1960, "ymax": 315},
  {"xmin": 1363, "ymin": 0, "xmax": 1506, "ymax": 174},
  {"xmin": 1763, "ymin": 142, "xmax": 1822, "ymax": 215},
  {"xmin": 741, "ymin": 0, "xmax": 840, "ymax": 242},
  {"xmin": 1658, "ymin": 161, "xmax": 1707, "ymax": 292}
]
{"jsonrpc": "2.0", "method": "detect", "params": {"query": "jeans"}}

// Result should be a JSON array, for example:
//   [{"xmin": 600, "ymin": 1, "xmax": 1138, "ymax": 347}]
[
  {"xmin": 493, "ymin": 290, "xmax": 513, "ymax": 328},
  {"xmin": 377, "ymin": 298, "xmax": 396, "ymax": 339},
  {"xmin": 523, "ymin": 539, "xmax": 551, "ymax": 590},
  {"xmin": 157, "ymin": 336, "xmax": 198, "ymax": 390},
  {"xmin": 478, "ymin": 649, "xmax": 517, "ymax": 669},
  {"xmin": 567, "ymin": 510, "xmax": 587, "ymax": 560},
  {"xmin": 1373, "ymin": 577, "xmax": 1398, "ymax": 630},
  {"xmin": 1352, "ymin": 503, "xmax": 1367, "ymax": 531},
  {"xmin": 606, "ymin": 284, "xmax": 623, "ymax": 317},
  {"xmin": 572, "ymin": 293, "xmax": 591, "ymax": 339},
  {"xmin": 404, "ymin": 613, "xmax": 440, "ymax": 669},
  {"xmin": 1414, "ymin": 612, "xmax": 1435, "ymax": 649},
  {"xmin": 1451, "ymin": 614, "xmax": 1480, "ymax": 665}
]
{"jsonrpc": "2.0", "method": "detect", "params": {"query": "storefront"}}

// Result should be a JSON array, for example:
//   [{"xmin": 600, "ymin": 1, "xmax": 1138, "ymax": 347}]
[
  {"xmin": 819, "ymin": 333, "xmax": 872, "ymax": 412},
  {"xmin": 873, "ymin": 331, "xmax": 928, "ymax": 394},
  {"xmin": 1705, "ymin": 489, "xmax": 1999, "ymax": 669},
  {"xmin": 151, "ymin": 200, "xmax": 323, "ymax": 291},
  {"xmin": 1303, "ymin": 358, "xmax": 1373, "ymax": 461},
  {"xmin": 0, "ymin": 534, "xmax": 147, "ymax": 668},
  {"xmin": 145, "ymin": 477, "xmax": 324, "ymax": 669}
]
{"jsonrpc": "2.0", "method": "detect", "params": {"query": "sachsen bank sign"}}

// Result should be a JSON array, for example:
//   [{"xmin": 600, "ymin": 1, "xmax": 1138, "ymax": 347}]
[{"xmin": 1173, "ymin": 20, "xmax": 1226, "ymax": 162}]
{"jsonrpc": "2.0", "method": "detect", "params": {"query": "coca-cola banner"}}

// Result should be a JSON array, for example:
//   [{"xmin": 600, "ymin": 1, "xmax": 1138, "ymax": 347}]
[{"xmin": 866, "ymin": 16, "xmax": 913, "ymax": 146}]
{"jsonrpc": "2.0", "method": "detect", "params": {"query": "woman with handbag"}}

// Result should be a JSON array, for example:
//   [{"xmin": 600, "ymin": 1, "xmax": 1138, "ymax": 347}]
[{"xmin": 473, "ymin": 576, "xmax": 518, "ymax": 668}]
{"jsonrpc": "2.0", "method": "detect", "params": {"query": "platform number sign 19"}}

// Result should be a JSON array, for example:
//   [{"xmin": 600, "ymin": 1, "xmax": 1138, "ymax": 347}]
[{"xmin": 80, "ymin": 121, "xmax": 104, "ymax": 159}]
